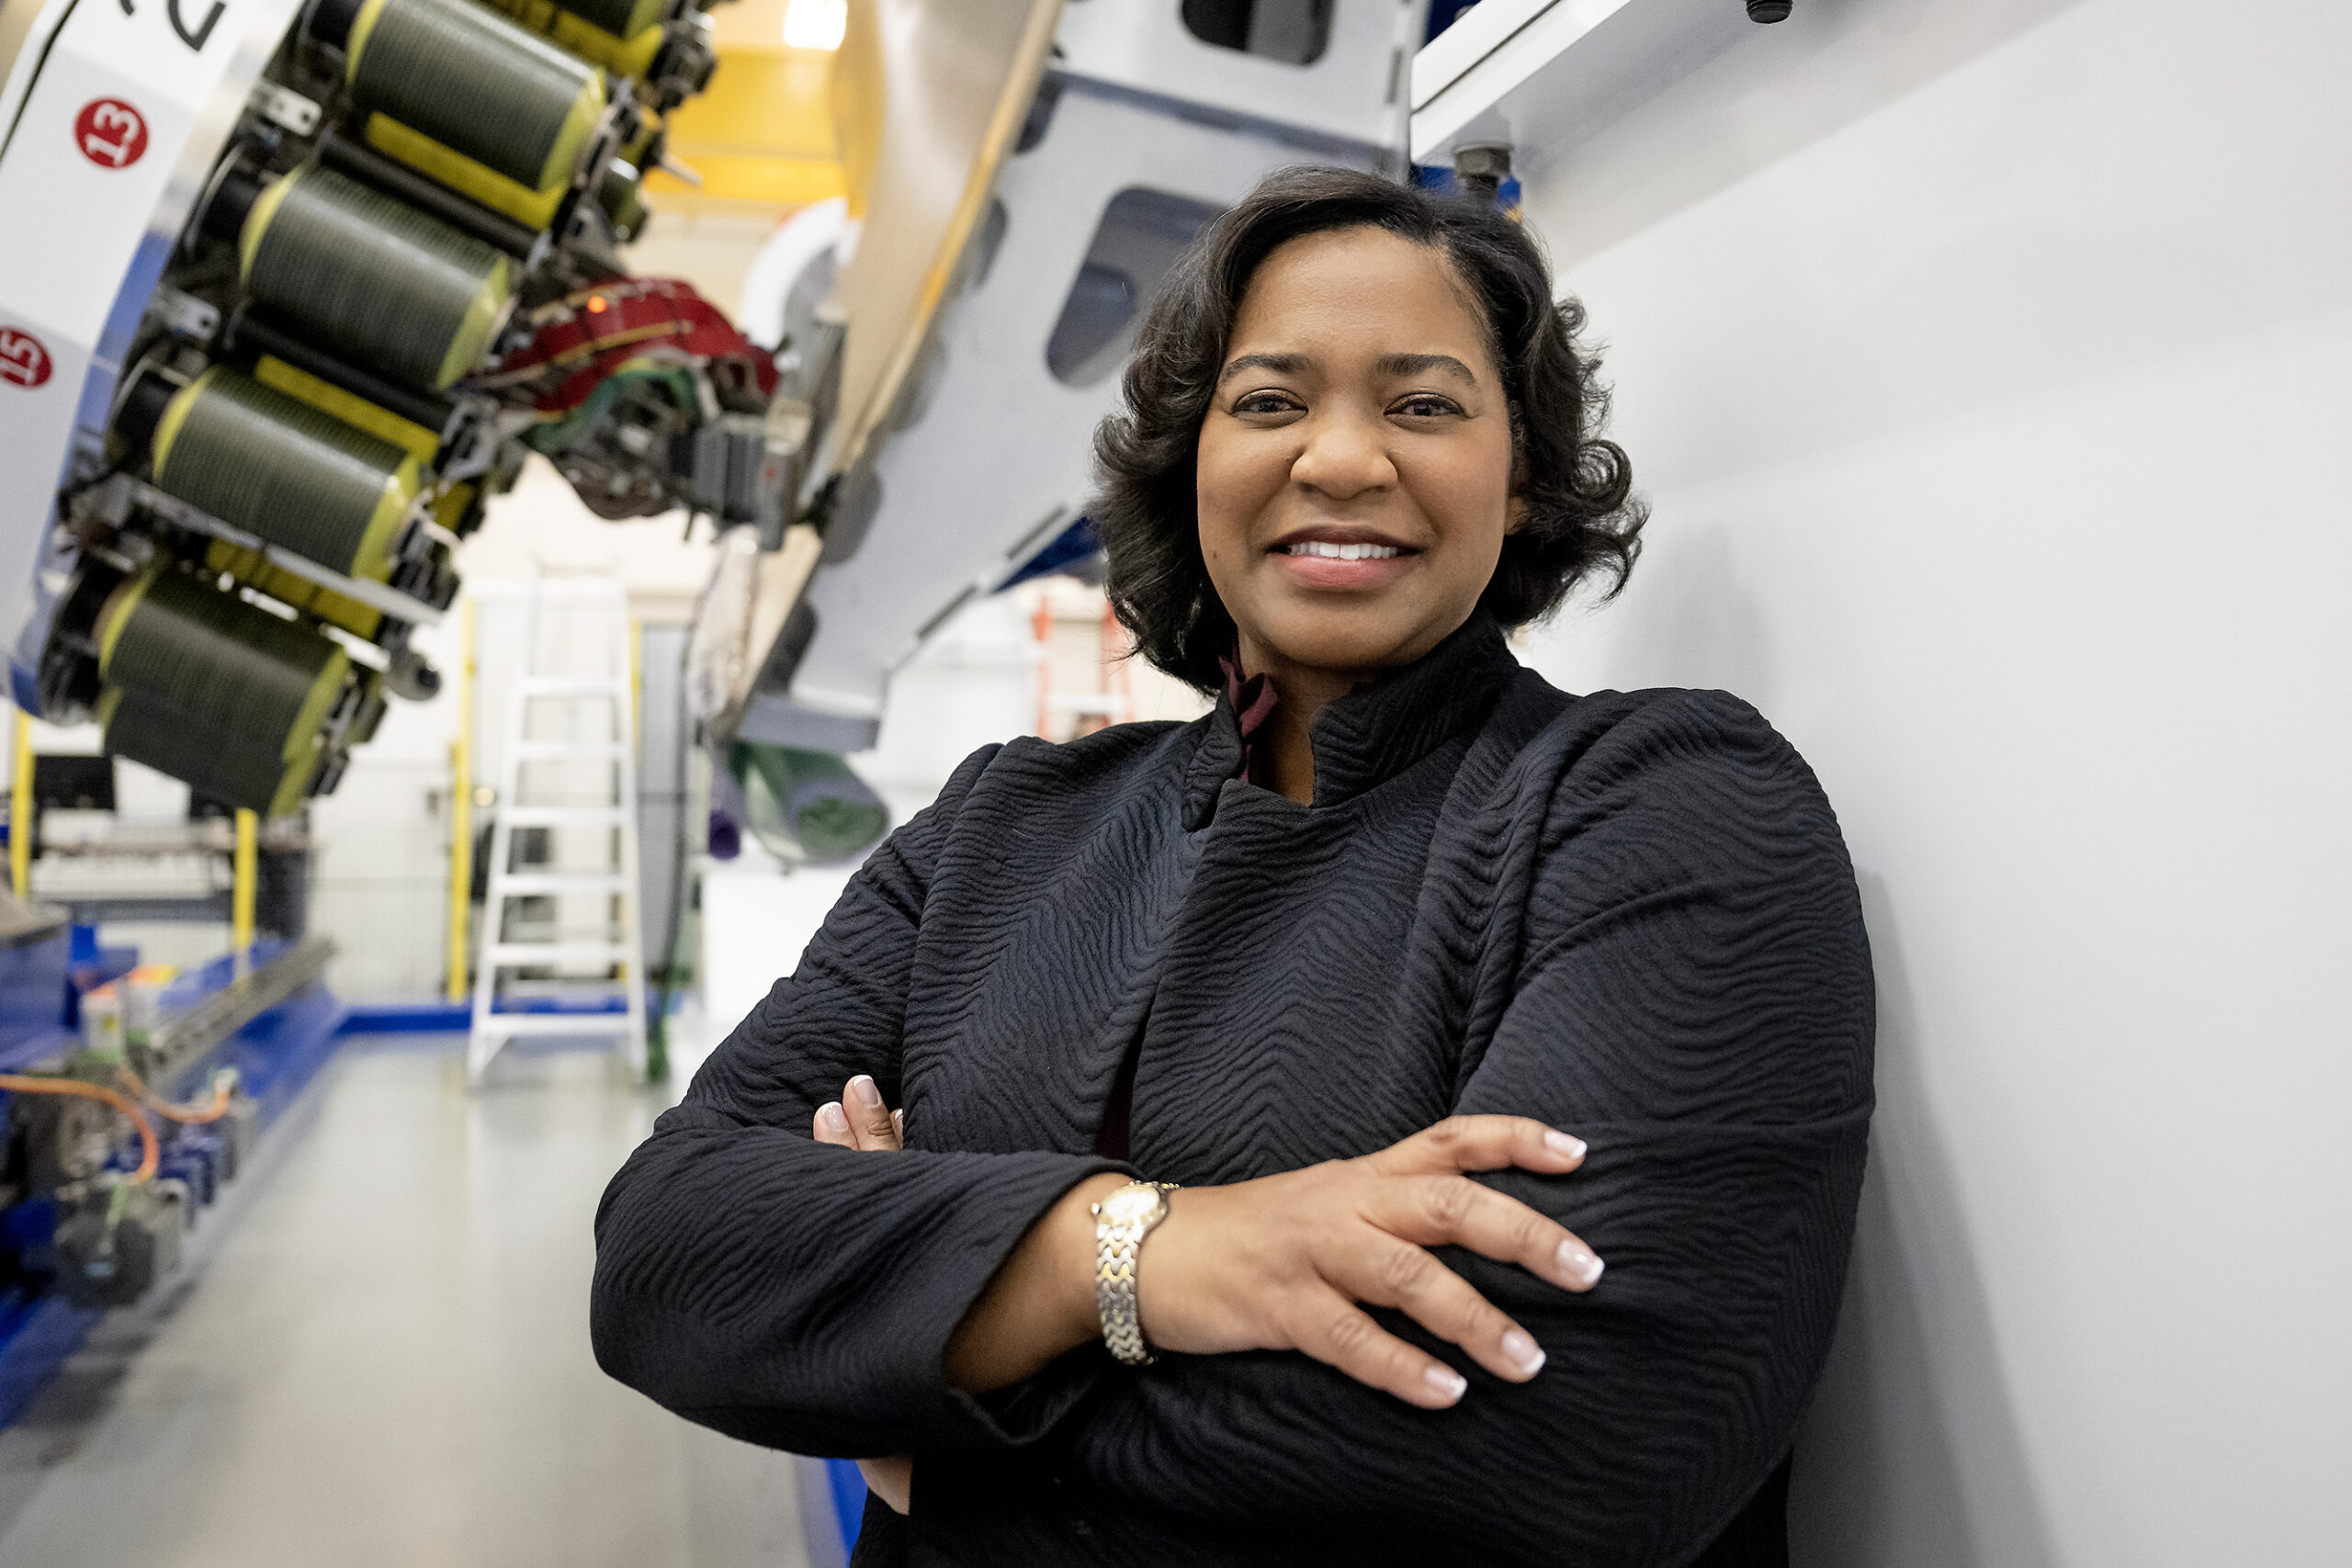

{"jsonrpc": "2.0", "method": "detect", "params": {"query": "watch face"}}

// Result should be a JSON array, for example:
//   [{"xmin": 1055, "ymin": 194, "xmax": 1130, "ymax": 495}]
[{"xmin": 1102, "ymin": 1185, "xmax": 1163, "ymax": 1225}]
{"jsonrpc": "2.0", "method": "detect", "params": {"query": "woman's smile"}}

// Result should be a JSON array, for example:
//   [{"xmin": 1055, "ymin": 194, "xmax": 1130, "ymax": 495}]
[{"xmin": 1268, "ymin": 525, "xmax": 1421, "ymax": 589}]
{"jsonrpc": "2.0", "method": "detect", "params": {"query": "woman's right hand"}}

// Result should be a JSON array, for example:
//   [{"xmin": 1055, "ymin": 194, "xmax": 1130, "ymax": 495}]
[{"xmin": 1136, "ymin": 1116, "xmax": 1604, "ymax": 1409}]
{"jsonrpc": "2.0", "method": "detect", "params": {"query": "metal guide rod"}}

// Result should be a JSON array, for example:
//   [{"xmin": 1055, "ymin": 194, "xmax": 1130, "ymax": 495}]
[{"xmin": 138, "ymin": 934, "xmax": 339, "ymax": 1089}]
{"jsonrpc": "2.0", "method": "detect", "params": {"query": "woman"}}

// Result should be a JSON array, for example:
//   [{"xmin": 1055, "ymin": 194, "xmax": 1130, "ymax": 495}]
[{"xmin": 593, "ymin": 166, "xmax": 1873, "ymax": 1567}]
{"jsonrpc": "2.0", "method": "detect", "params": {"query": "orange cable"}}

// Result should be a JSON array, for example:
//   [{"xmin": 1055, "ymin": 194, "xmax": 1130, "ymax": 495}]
[
  {"xmin": 0, "ymin": 1074, "xmax": 160, "ymax": 1183},
  {"xmin": 117, "ymin": 1067, "xmax": 232, "ymax": 1126}
]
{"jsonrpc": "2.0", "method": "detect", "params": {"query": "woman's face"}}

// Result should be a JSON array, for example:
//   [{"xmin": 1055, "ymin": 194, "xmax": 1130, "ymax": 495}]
[{"xmin": 1196, "ymin": 225, "xmax": 1519, "ymax": 687}]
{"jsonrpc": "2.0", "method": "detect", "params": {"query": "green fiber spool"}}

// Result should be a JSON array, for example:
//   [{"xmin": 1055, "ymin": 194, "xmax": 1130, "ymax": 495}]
[
  {"xmin": 150, "ymin": 367, "xmax": 420, "ymax": 581},
  {"xmin": 242, "ymin": 164, "xmax": 513, "ymax": 390},
  {"xmin": 559, "ymin": 0, "xmax": 664, "ymax": 42},
  {"xmin": 347, "ymin": 0, "xmax": 607, "ymax": 191},
  {"xmin": 101, "ymin": 688, "xmax": 319, "ymax": 819},
  {"xmin": 597, "ymin": 158, "xmax": 648, "ymax": 242},
  {"xmin": 96, "ymin": 568, "xmax": 350, "ymax": 765},
  {"xmin": 728, "ymin": 743, "xmax": 891, "ymax": 865}
]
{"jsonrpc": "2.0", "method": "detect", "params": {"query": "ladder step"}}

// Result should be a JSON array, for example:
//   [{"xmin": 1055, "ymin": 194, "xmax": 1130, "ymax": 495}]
[
  {"xmin": 500, "ymin": 807, "xmax": 630, "ymax": 827},
  {"xmin": 490, "ymin": 873, "xmax": 631, "ymax": 896},
  {"xmin": 474, "ymin": 1012, "xmax": 636, "ymax": 1037},
  {"xmin": 517, "ymin": 678, "xmax": 627, "ymax": 696},
  {"xmin": 485, "ymin": 942, "xmax": 637, "ymax": 966}
]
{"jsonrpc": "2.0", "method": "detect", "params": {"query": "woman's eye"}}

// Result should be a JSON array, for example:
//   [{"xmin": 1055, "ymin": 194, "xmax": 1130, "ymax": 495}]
[
  {"xmin": 1233, "ymin": 392, "xmax": 1300, "ymax": 416},
  {"xmin": 1392, "ymin": 395, "xmax": 1460, "ymax": 419}
]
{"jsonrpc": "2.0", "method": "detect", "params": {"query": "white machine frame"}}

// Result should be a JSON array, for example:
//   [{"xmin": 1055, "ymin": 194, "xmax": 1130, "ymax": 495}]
[{"xmin": 0, "ymin": 0, "xmax": 306, "ymax": 665}]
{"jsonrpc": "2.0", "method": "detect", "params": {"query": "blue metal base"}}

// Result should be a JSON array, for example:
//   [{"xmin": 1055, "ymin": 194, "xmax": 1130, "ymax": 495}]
[
  {"xmin": 828, "ymin": 1458, "xmax": 866, "ymax": 1557},
  {"xmin": 0, "ymin": 971, "xmax": 347, "ymax": 1430},
  {"xmin": 338, "ymin": 1000, "xmax": 471, "ymax": 1033}
]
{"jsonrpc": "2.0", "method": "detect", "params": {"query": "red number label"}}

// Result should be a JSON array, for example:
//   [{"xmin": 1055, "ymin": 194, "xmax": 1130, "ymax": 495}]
[
  {"xmin": 0, "ymin": 328, "xmax": 53, "ymax": 389},
  {"xmin": 74, "ymin": 98, "xmax": 149, "ymax": 170}
]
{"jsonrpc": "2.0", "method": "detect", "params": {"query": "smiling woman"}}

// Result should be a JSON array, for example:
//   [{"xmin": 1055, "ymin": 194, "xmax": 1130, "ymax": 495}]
[{"xmin": 593, "ymin": 166, "xmax": 1874, "ymax": 1568}]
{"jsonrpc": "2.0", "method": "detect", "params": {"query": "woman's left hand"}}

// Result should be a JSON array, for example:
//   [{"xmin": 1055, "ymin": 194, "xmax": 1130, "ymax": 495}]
[
  {"xmin": 814, "ymin": 1073, "xmax": 902, "ymax": 1151},
  {"xmin": 814, "ymin": 1076, "xmax": 913, "ymax": 1514}
]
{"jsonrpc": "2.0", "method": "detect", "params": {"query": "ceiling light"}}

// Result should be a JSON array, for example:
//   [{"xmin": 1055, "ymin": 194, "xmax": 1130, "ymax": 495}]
[{"xmin": 783, "ymin": 0, "xmax": 846, "ymax": 50}]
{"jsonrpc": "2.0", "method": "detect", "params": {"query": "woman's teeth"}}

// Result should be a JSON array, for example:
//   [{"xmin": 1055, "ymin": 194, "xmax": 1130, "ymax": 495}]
[{"xmin": 1281, "ymin": 541, "xmax": 1402, "ymax": 560}]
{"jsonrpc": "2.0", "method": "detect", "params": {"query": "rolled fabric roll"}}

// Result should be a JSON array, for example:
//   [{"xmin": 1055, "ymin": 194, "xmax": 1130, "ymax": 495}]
[
  {"xmin": 555, "ymin": 0, "xmax": 664, "ymax": 44},
  {"xmin": 96, "ymin": 567, "xmax": 349, "ymax": 764},
  {"xmin": 727, "ymin": 742, "xmax": 891, "ymax": 865},
  {"xmin": 150, "ymin": 367, "xmax": 418, "ymax": 581},
  {"xmin": 241, "ymin": 164, "xmax": 513, "ymax": 390},
  {"xmin": 345, "ymin": 0, "xmax": 607, "ymax": 192},
  {"xmin": 99, "ymin": 688, "xmax": 320, "ymax": 819}
]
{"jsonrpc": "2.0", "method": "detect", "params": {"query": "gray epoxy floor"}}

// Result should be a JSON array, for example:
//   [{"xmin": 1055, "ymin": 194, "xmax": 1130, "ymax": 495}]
[{"xmin": 0, "ymin": 1035, "xmax": 814, "ymax": 1568}]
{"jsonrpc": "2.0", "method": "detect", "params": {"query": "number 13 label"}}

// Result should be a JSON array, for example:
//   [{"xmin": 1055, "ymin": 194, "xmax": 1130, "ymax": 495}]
[{"xmin": 74, "ymin": 98, "xmax": 149, "ymax": 169}]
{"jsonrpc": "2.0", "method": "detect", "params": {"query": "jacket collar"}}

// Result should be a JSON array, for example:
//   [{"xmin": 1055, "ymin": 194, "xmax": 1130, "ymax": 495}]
[{"xmin": 1181, "ymin": 611, "xmax": 1519, "ymax": 829}]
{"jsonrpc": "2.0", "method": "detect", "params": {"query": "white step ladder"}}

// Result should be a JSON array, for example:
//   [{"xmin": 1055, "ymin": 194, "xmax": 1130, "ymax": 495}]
[{"xmin": 469, "ymin": 577, "xmax": 647, "ymax": 1084}]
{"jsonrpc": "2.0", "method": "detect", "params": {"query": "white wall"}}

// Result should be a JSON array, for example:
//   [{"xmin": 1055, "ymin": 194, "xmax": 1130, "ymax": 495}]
[{"xmin": 1512, "ymin": 1, "xmax": 2351, "ymax": 1563}]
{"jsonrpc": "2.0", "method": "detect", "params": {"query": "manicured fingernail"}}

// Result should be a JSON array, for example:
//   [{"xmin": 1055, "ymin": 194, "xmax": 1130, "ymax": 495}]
[
  {"xmin": 1544, "ymin": 1130, "xmax": 1587, "ymax": 1160},
  {"xmin": 1501, "ymin": 1329, "xmax": 1545, "ymax": 1376},
  {"xmin": 1424, "ymin": 1365, "xmax": 1468, "ymax": 1404},
  {"xmin": 819, "ymin": 1102, "xmax": 848, "ymax": 1132},
  {"xmin": 1557, "ymin": 1241, "xmax": 1605, "ymax": 1288},
  {"xmin": 849, "ymin": 1075, "xmax": 883, "ymax": 1110}
]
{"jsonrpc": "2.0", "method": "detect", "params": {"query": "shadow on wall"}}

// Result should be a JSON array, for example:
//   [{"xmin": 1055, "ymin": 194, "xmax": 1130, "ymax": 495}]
[
  {"xmin": 1584, "ymin": 524, "xmax": 1776, "ymax": 712},
  {"xmin": 1788, "ymin": 874, "xmax": 2063, "ymax": 1568}
]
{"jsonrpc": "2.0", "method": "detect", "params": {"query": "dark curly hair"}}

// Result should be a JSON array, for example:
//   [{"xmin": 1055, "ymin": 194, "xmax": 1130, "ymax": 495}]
[{"xmin": 1091, "ymin": 164, "xmax": 1645, "ymax": 692}]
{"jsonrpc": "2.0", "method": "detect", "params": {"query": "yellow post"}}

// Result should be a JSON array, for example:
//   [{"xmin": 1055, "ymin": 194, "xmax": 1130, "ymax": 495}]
[
  {"xmin": 8, "ymin": 709, "xmax": 30, "ymax": 899},
  {"xmin": 446, "ymin": 601, "xmax": 476, "ymax": 1002},
  {"xmin": 232, "ymin": 808, "xmax": 257, "ymax": 969}
]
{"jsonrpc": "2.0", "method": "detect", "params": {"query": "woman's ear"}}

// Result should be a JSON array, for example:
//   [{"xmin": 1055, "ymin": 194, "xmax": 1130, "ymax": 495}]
[{"xmin": 1505, "ymin": 493, "xmax": 1531, "ymax": 536}]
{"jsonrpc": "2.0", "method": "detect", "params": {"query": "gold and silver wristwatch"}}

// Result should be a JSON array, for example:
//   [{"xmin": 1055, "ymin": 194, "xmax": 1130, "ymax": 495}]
[{"xmin": 1092, "ymin": 1179, "xmax": 1179, "ymax": 1367}]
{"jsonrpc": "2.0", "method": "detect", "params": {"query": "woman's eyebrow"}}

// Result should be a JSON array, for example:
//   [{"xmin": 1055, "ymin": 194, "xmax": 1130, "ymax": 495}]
[
  {"xmin": 1218, "ymin": 352, "xmax": 1310, "ymax": 385},
  {"xmin": 1376, "ymin": 352, "xmax": 1478, "ymax": 385}
]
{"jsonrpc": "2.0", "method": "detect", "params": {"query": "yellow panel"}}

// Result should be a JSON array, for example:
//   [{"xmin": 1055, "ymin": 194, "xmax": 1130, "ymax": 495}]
[
  {"xmin": 658, "ymin": 49, "xmax": 834, "ymax": 162},
  {"xmin": 254, "ymin": 355, "xmax": 442, "ymax": 463}
]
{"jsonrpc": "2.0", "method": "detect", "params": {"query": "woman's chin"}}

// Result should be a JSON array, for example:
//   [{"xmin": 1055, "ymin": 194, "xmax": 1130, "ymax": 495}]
[{"xmin": 1250, "ymin": 603, "xmax": 1464, "ymax": 681}]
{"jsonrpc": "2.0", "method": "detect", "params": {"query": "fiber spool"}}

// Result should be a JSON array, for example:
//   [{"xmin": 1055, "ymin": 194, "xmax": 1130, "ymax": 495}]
[
  {"xmin": 597, "ymin": 158, "xmax": 647, "ymax": 241},
  {"xmin": 241, "ymin": 164, "xmax": 513, "ymax": 390},
  {"xmin": 149, "ymin": 367, "xmax": 420, "ymax": 581},
  {"xmin": 345, "ymin": 0, "xmax": 607, "ymax": 193},
  {"xmin": 100, "ymin": 689, "xmax": 319, "ymax": 818},
  {"xmin": 96, "ymin": 568, "xmax": 350, "ymax": 766},
  {"xmin": 554, "ymin": 0, "xmax": 662, "ymax": 44}
]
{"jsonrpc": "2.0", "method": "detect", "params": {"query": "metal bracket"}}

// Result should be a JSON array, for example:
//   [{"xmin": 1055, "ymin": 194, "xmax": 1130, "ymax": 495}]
[{"xmin": 247, "ymin": 80, "xmax": 321, "ymax": 136}]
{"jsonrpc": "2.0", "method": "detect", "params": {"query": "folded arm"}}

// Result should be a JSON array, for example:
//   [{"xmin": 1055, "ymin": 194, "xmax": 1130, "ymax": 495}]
[{"xmin": 589, "ymin": 746, "xmax": 1129, "ymax": 1458}]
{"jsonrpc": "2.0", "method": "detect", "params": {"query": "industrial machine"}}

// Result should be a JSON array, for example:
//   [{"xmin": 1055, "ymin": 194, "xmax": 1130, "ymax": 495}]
[
  {"xmin": 0, "ymin": 0, "xmax": 773, "ymax": 819},
  {"xmin": 0, "ymin": 0, "xmax": 769, "ymax": 1418}
]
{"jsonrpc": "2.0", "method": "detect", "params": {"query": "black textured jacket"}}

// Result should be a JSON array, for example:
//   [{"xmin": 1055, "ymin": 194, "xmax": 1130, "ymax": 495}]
[{"xmin": 592, "ymin": 614, "xmax": 1874, "ymax": 1567}]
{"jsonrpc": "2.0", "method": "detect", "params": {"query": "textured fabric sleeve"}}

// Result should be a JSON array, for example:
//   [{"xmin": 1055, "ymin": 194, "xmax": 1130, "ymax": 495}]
[
  {"xmin": 590, "ymin": 744, "xmax": 1130, "ymax": 1458},
  {"xmin": 1067, "ymin": 691, "xmax": 1876, "ymax": 1566}
]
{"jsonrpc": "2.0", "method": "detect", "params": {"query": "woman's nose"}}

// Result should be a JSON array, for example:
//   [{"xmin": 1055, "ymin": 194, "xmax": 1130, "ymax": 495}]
[{"xmin": 1289, "ymin": 411, "xmax": 1396, "ymax": 502}]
